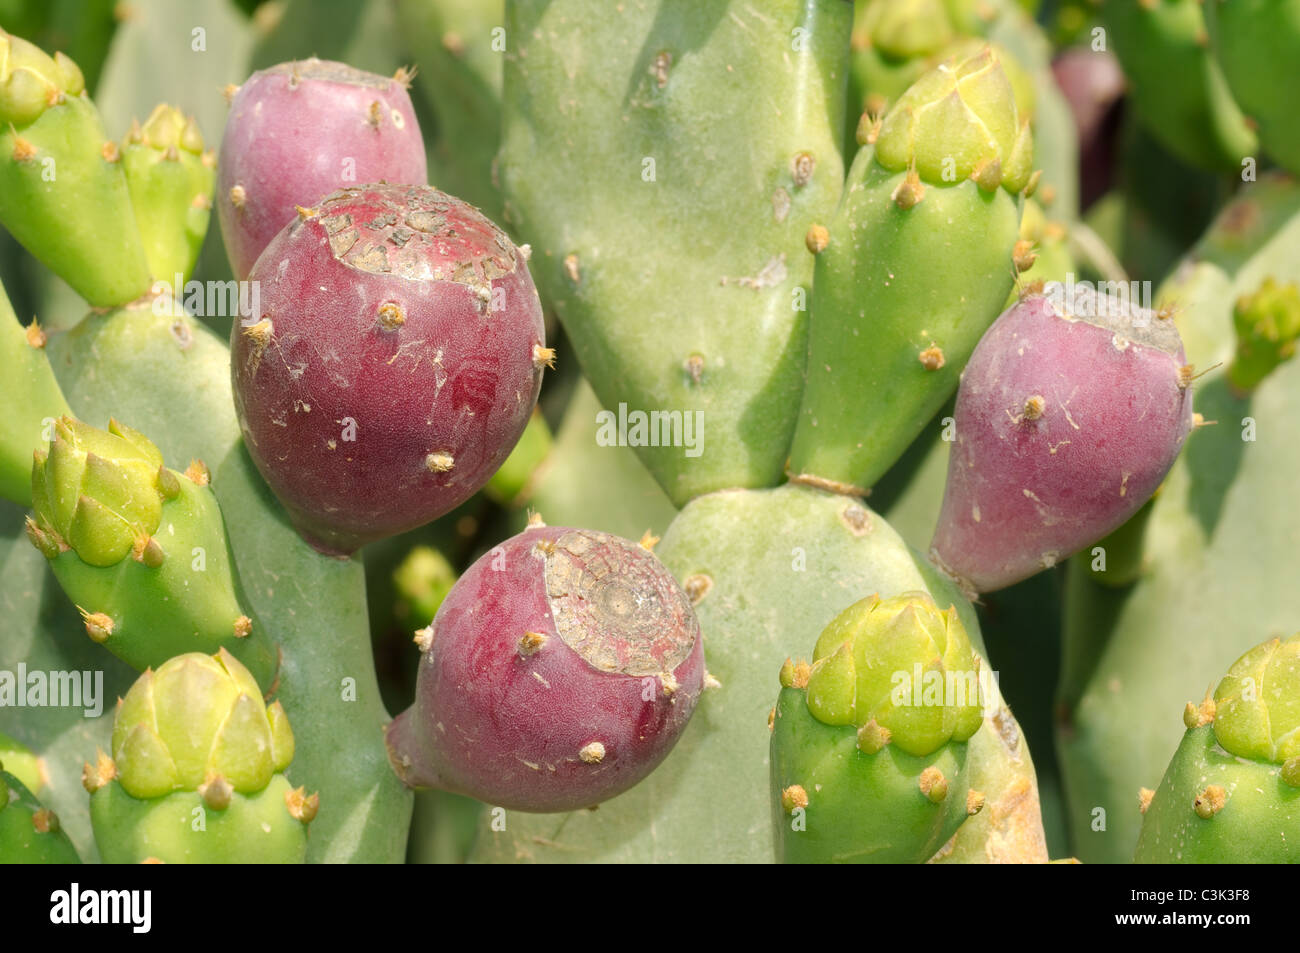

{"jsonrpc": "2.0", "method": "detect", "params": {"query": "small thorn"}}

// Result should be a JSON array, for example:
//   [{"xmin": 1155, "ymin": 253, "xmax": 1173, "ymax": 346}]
[
  {"xmin": 966, "ymin": 789, "xmax": 986, "ymax": 816},
  {"xmin": 377, "ymin": 301, "xmax": 405, "ymax": 331},
  {"xmin": 233, "ymin": 615, "xmax": 252, "ymax": 638},
  {"xmin": 767, "ymin": 706, "xmax": 776, "ymax": 731},
  {"xmin": 184, "ymin": 459, "xmax": 210, "ymax": 485},
  {"xmin": 229, "ymin": 184, "xmax": 246, "ymax": 210},
  {"xmin": 517, "ymin": 631, "xmax": 548, "ymax": 657},
  {"xmin": 31, "ymin": 808, "xmax": 59, "ymax": 833},
  {"xmin": 579, "ymin": 741, "xmax": 605, "ymax": 764},
  {"xmin": 24, "ymin": 516, "xmax": 63, "ymax": 559},
  {"xmin": 191, "ymin": 192, "xmax": 212, "ymax": 210},
  {"xmin": 638, "ymin": 529, "xmax": 659, "ymax": 552},
  {"xmin": 534, "ymin": 538, "xmax": 556, "ymax": 556},
  {"xmin": 682, "ymin": 573, "xmax": 712, "ymax": 605},
  {"xmin": 659, "ymin": 671, "xmax": 678, "ymax": 695},
  {"xmin": 79, "ymin": 608, "xmax": 114, "ymax": 643},
  {"xmin": 857, "ymin": 719, "xmax": 892, "ymax": 754},
  {"xmin": 1022, "ymin": 395, "xmax": 1046, "ymax": 421},
  {"xmin": 564, "ymin": 253, "xmax": 580, "ymax": 284},
  {"xmin": 703, "ymin": 672, "xmax": 721, "ymax": 691},
  {"xmin": 24, "ymin": 319, "xmax": 46, "ymax": 349},
  {"xmin": 1192, "ymin": 413, "xmax": 1217, "ymax": 429},
  {"xmin": 12, "ymin": 134, "xmax": 37, "ymax": 161},
  {"xmin": 81, "ymin": 750, "xmax": 117, "ymax": 793},
  {"xmin": 1013, "ymin": 239, "xmax": 1037, "ymax": 273},
  {"xmin": 532, "ymin": 344, "xmax": 556, "ymax": 369},
  {"xmin": 1193, "ymin": 784, "xmax": 1226, "ymax": 819},
  {"xmin": 517, "ymin": 242, "xmax": 532, "ymax": 262},
  {"xmin": 131, "ymin": 534, "xmax": 165, "ymax": 568},
  {"xmin": 683, "ymin": 353, "xmax": 705, "ymax": 385},
  {"xmin": 1138, "ymin": 787, "xmax": 1155, "ymax": 814},
  {"xmin": 156, "ymin": 465, "xmax": 181, "ymax": 499},
  {"xmin": 778, "ymin": 657, "xmax": 811, "ymax": 690},
  {"xmin": 891, "ymin": 168, "xmax": 926, "ymax": 209},
  {"xmin": 367, "ymin": 100, "xmax": 382, "ymax": 128},
  {"xmin": 284, "ymin": 786, "xmax": 319, "ymax": 823},
  {"xmin": 222, "ymin": 83, "xmax": 240, "ymax": 104},
  {"xmin": 99, "ymin": 140, "xmax": 120, "ymax": 162},
  {"xmin": 413, "ymin": 625, "xmax": 434, "ymax": 653},
  {"xmin": 780, "ymin": 784, "xmax": 808, "ymax": 813},
  {"xmin": 918, "ymin": 344, "xmax": 945, "ymax": 371},
  {"xmin": 855, "ymin": 111, "xmax": 881, "ymax": 146},
  {"xmin": 919, "ymin": 766, "xmax": 948, "ymax": 803},
  {"xmin": 198, "ymin": 774, "xmax": 233, "ymax": 810},
  {"xmin": 805, "ymin": 223, "xmax": 829, "ymax": 254},
  {"xmin": 525, "ymin": 509, "xmax": 546, "ymax": 528},
  {"xmin": 425, "ymin": 451, "xmax": 455, "ymax": 473},
  {"xmin": 392, "ymin": 65, "xmax": 416, "ymax": 89},
  {"xmin": 1024, "ymin": 169, "xmax": 1042, "ymax": 199},
  {"xmin": 295, "ymin": 204, "xmax": 316, "ymax": 221}
]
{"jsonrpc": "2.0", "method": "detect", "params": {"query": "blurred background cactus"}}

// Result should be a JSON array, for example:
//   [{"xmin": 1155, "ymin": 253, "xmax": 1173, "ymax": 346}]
[{"xmin": 0, "ymin": 0, "xmax": 1298, "ymax": 867}]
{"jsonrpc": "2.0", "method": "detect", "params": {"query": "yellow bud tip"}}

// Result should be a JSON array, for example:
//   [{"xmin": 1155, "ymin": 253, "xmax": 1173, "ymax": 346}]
[
  {"xmin": 285, "ymin": 786, "xmax": 319, "ymax": 823},
  {"xmin": 638, "ymin": 530, "xmax": 659, "ymax": 552},
  {"xmin": 229, "ymin": 184, "xmax": 246, "ymax": 209},
  {"xmin": 25, "ymin": 320, "xmax": 46, "ymax": 349},
  {"xmin": 1013, "ymin": 239, "xmax": 1037, "ymax": 273},
  {"xmin": 222, "ymin": 83, "xmax": 240, "ymax": 104},
  {"xmin": 1138, "ymin": 787, "xmax": 1155, "ymax": 815},
  {"xmin": 579, "ymin": 741, "xmax": 606, "ymax": 764},
  {"xmin": 525, "ymin": 509, "xmax": 546, "ymax": 528},
  {"xmin": 12, "ymin": 136, "xmax": 36, "ymax": 161},
  {"xmin": 79, "ymin": 608, "xmax": 114, "ymax": 643},
  {"xmin": 413, "ymin": 625, "xmax": 434, "ymax": 653},
  {"xmin": 517, "ymin": 631, "xmax": 548, "ymax": 657},
  {"xmin": 805, "ymin": 224, "xmax": 830, "ymax": 254},
  {"xmin": 919, "ymin": 766, "xmax": 948, "ymax": 803},
  {"xmin": 198, "ymin": 774, "xmax": 233, "ymax": 811},
  {"xmin": 31, "ymin": 808, "xmax": 58, "ymax": 834},
  {"xmin": 233, "ymin": 615, "xmax": 252, "ymax": 638},
  {"xmin": 704, "ymin": 673, "xmax": 722, "ymax": 691},
  {"xmin": 891, "ymin": 169, "xmax": 926, "ymax": 210},
  {"xmin": 1194, "ymin": 784, "xmax": 1226, "ymax": 819},
  {"xmin": 81, "ymin": 750, "xmax": 117, "ymax": 794},
  {"xmin": 295, "ymin": 204, "xmax": 316, "ymax": 221},
  {"xmin": 919, "ymin": 344, "xmax": 945, "ymax": 371},
  {"xmin": 780, "ymin": 784, "xmax": 808, "ymax": 813},
  {"xmin": 393, "ymin": 65, "xmax": 416, "ymax": 89},
  {"xmin": 533, "ymin": 344, "xmax": 556, "ymax": 369},
  {"xmin": 856, "ymin": 719, "xmax": 892, "ymax": 754},
  {"xmin": 425, "ymin": 451, "xmax": 455, "ymax": 473},
  {"xmin": 779, "ymin": 657, "xmax": 812, "ymax": 689},
  {"xmin": 966, "ymin": 789, "xmax": 986, "ymax": 816},
  {"xmin": 1022, "ymin": 395, "xmax": 1046, "ymax": 421},
  {"xmin": 377, "ymin": 301, "xmax": 405, "ymax": 331},
  {"xmin": 183, "ymin": 458, "xmax": 210, "ymax": 485}
]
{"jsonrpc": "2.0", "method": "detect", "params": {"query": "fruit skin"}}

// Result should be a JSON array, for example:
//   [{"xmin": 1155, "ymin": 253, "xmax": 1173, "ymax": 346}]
[
  {"xmin": 471, "ymin": 484, "xmax": 1046, "ymax": 863},
  {"xmin": 386, "ymin": 523, "xmax": 704, "ymax": 812},
  {"xmin": 216, "ymin": 58, "xmax": 427, "ymax": 279},
  {"xmin": 771, "ymin": 592, "xmax": 985, "ymax": 863},
  {"xmin": 499, "ymin": 0, "xmax": 850, "ymax": 506},
  {"xmin": 1057, "ymin": 174, "xmax": 1300, "ymax": 862},
  {"xmin": 28, "ymin": 415, "xmax": 277, "ymax": 688},
  {"xmin": 1206, "ymin": 0, "xmax": 1300, "ymax": 176},
  {"xmin": 1100, "ymin": 0, "xmax": 1256, "ymax": 172},
  {"xmin": 0, "ymin": 277, "xmax": 70, "ymax": 507},
  {"xmin": 120, "ymin": 104, "xmax": 215, "ymax": 286},
  {"xmin": 231, "ymin": 183, "xmax": 546, "ymax": 555},
  {"xmin": 788, "ymin": 47, "xmax": 1031, "ymax": 495},
  {"xmin": 1135, "ymin": 635, "xmax": 1300, "ymax": 863},
  {"xmin": 0, "ymin": 769, "xmax": 82, "ymax": 863},
  {"xmin": 930, "ymin": 288, "xmax": 1194, "ymax": 595},
  {"xmin": 0, "ymin": 29, "xmax": 152, "ymax": 307},
  {"xmin": 87, "ymin": 649, "xmax": 313, "ymax": 864}
]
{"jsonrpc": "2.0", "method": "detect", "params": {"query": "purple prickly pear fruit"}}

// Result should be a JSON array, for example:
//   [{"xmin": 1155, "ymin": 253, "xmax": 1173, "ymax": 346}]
[
  {"xmin": 217, "ymin": 59, "xmax": 426, "ymax": 279},
  {"xmin": 385, "ymin": 523, "xmax": 705, "ymax": 812},
  {"xmin": 231, "ymin": 184, "xmax": 547, "ymax": 555},
  {"xmin": 930, "ymin": 288, "xmax": 1194, "ymax": 595}
]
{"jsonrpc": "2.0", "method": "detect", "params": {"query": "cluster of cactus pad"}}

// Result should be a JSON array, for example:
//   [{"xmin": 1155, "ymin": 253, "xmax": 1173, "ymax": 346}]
[{"xmin": 1, "ymin": 0, "xmax": 1299, "ymax": 868}]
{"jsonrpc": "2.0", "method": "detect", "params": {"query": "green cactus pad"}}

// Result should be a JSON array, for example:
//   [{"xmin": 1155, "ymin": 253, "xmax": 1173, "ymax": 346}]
[
  {"xmin": 1137, "ymin": 636, "xmax": 1300, "ymax": 864},
  {"xmin": 0, "ymin": 30, "xmax": 152, "ymax": 308},
  {"xmin": 483, "ymin": 407, "xmax": 553, "ymax": 507},
  {"xmin": 1227, "ymin": 277, "xmax": 1300, "ymax": 395},
  {"xmin": 471, "ymin": 483, "xmax": 1045, "ymax": 863},
  {"xmin": 0, "ymin": 769, "xmax": 82, "ymax": 863},
  {"xmin": 788, "ymin": 47, "xmax": 1026, "ymax": 493},
  {"xmin": 29, "ymin": 415, "xmax": 276, "ymax": 687},
  {"xmin": 120, "ymin": 104, "xmax": 215, "ymax": 286},
  {"xmin": 499, "ymin": 0, "xmax": 850, "ymax": 506},
  {"xmin": 0, "ymin": 278, "xmax": 69, "ymax": 507},
  {"xmin": 1101, "ymin": 0, "xmax": 1257, "ymax": 173}
]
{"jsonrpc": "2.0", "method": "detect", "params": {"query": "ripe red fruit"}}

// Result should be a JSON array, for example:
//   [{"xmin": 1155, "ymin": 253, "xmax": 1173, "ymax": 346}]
[
  {"xmin": 217, "ymin": 59, "xmax": 426, "ymax": 279},
  {"xmin": 385, "ymin": 524, "xmax": 706, "ymax": 812},
  {"xmin": 231, "ymin": 184, "xmax": 547, "ymax": 555}
]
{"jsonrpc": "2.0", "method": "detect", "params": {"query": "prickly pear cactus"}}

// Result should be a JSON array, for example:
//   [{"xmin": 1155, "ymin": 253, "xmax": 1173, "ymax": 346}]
[{"xmin": 498, "ymin": 0, "xmax": 851, "ymax": 505}]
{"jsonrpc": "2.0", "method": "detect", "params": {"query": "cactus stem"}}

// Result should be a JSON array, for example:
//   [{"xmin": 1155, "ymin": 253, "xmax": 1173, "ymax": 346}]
[
  {"xmin": 425, "ymin": 451, "xmax": 455, "ymax": 473},
  {"xmin": 376, "ymin": 301, "xmax": 405, "ymax": 331},
  {"xmin": 966, "ymin": 789, "xmax": 986, "ymax": 816},
  {"xmin": 517, "ymin": 631, "xmax": 548, "ymax": 657},
  {"xmin": 1193, "ymin": 784, "xmax": 1227, "ymax": 819},
  {"xmin": 857, "ymin": 719, "xmax": 892, "ymax": 754},
  {"xmin": 284, "ymin": 786, "xmax": 319, "ymax": 823},
  {"xmin": 184, "ymin": 459, "xmax": 210, "ymax": 485},
  {"xmin": 578, "ymin": 741, "xmax": 606, "ymax": 764},
  {"xmin": 532, "ymin": 344, "xmax": 556, "ymax": 369},
  {"xmin": 638, "ymin": 530, "xmax": 659, "ymax": 552},
  {"xmin": 413, "ymin": 625, "xmax": 434, "ymax": 653},
  {"xmin": 24, "ymin": 319, "xmax": 46, "ymax": 348},
  {"xmin": 919, "ymin": 766, "xmax": 949, "ymax": 803},
  {"xmin": 682, "ymin": 573, "xmax": 712, "ymax": 605},
  {"xmin": 198, "ymin": 774, "xmax": 233, "ymax": 810},
  {"xmin": 918, "ymin": 344, "xmax": 945, "ymax": 371},
  {"xmin": 780, "ymin": 784, "xmax": 808, "ymax": 813},
  {"xmin": 78, "ymin": 608, "xmax": 114, "ymax": 643},
  {"xmin": 805, "ymin": 224, "xmax": 830, "ymax": 254}
]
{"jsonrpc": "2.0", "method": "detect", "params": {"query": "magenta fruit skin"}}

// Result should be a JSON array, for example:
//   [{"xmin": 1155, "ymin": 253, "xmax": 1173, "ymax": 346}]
[
  {"xmin": 231, "ymin": 183, "xmax": 545, "ymax": 555},
  {"xmin": 385, "ymin": 525, "xmax": 706, "ymax": 812},
  {"xmin": 930, "ymin": 291, "xmax": 1194, "ymax": 594},
  {"xmin": 217, "ymin": 59, "xmax": 427, "ymax": 279}
]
